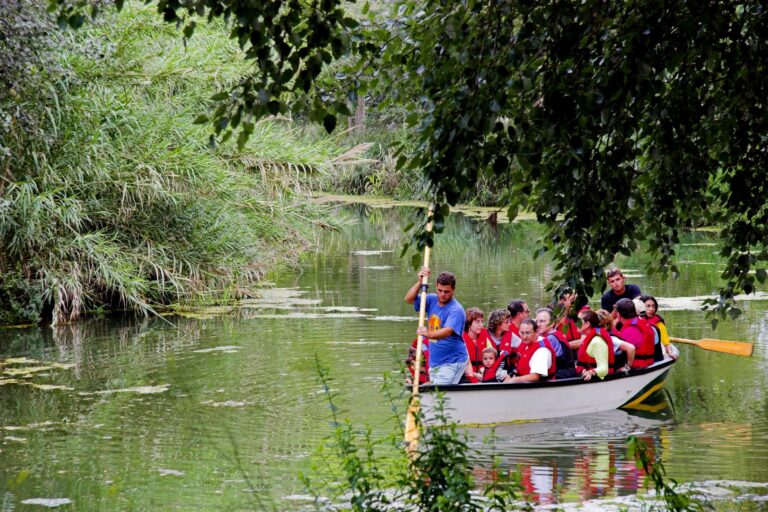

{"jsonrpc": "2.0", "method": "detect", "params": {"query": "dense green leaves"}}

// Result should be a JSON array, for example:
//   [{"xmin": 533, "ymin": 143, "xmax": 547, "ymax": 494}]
[{"xmin": 47, "ymin": 0, "xmax": 768, "ymax": 318}]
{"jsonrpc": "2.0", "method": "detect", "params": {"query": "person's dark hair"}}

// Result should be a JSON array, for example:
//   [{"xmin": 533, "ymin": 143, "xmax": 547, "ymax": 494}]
[
  {"xmin": 487, "ymin": 309, "xmax": 511, "ymax": 334},
  {"xmin": 507, "ymin": 299, "xmax": 527, "ymax": 317},
  {"xmin": 520, "ymin": 318, "xmax": 537, "ymax": 331},
  {"xmin": 581, "ymin": 310, "xmax": 600, "ymax": 328},
  {"xmin": 558, "ymin": 287, "xmax": 574, "ymax": 300},
  {"xmin": 606, "ymin": 268, "xmax": 623, "ymax": 279},
  {"xmin": 615, "ymin": 298, "xmax": 637, "ymax": 319},
  {"xmin": 464, "ymin": 307, "xmax": 484, "ymax": 332},
  {"xmin": 436, "ymin": 272, "xmax": 456, "ymax": 288},
  {"xmin": 639, "ymin": 295, "xmax": 663, "ymax": 322},
  {"xmin": 640, "ymin": 295, "xmax": 658, "ymax": 311}
]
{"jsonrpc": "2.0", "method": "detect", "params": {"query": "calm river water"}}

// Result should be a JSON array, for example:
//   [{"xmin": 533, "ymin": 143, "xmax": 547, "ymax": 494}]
[{"xmin": 1, "ymin": 204, "xmax": 767, "ymax": 510}]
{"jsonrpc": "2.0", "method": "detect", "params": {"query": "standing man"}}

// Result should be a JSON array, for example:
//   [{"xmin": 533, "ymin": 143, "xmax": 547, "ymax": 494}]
[
  {"xmin": 405, "ymin": 267, "xmax": 468, "ymax": 385},
  {"xmin": 600, "ymin": 268, "xmax": 642, "ymax": 312}
]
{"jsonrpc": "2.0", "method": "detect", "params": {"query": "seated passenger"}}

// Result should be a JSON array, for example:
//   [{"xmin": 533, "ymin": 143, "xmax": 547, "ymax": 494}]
[
  {"xmin": 504, "ymin": 319, "xmax": 556, "ymax": 383},
  {"xmin": 641, "ymin": 295, "xmax": 678, "ymax": 360},
  {"xmin": 463, "ymin": 307, "xmax": 490, "ymax": 374},
  {"xmin": 596, "ymin": 309, "xmax": 635, "ymax": 371},
  {"xmin": 486, "ymin": 308, "xmax": 520, "ymax": 375},
  {"xmin": 615, "ymin": 298, "xmax": 655, "ymax": 369},
  {"xmin": 468, "ymin": 347, "xmax": 510, "ymax": 383},
  {"xmin": 405, "ymin": 346, "xmax": 429, "ymax": 385},
  {"xmin": 550, "ymin": 288, "xmax": 580, "ymax": 341},
  {"xmin": 575, "ymin": 310, "xmax": 614, "ymax": 380},
  {"xmin": 535, "ymin": 307, "xmax": 577, "ymax": 379},
  {"xmin": 506, "ymin": 299, "xmax": 530, "ymax": 338}
]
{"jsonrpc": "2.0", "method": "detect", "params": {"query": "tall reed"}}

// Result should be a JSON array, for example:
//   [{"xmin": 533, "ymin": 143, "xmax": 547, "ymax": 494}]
[{"xmin": 0, "ymin": 3, "xmax": 359, "ymax": 324}]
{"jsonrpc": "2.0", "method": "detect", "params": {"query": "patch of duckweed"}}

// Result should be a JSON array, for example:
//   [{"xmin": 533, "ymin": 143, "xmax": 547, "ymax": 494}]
[
  {"xmin": 158, "ymin": 468, "xmax": 185, "ymax": 477},
  {"xmin": 192, "ymin": 346, "xmax": 240, "ymax": 354},
  {"xmin": 660, "ymin": 292, "xmax": 768, "ymax": 310},
  {"xmin": 79, "ymin": 384, "xmax": 171, "ymax": 396},
  {"xmin": 20, "ymin": 498, "xmax": 73, "ymax": 508},
  {"xmin": 351, "ymin": 249, "xmax": 394, "ymax": 256},
  {"xmin": 368, "ymin": 315, "xmax": 415, "ymax": 321},
  {"xmin": 201, "ymin": 400, "xmax": 254, "ymax": 408},
  {"xmin": 3, "ymin": 357, "xmax": 41, "ymax": 365},
  {"xmin": 309, "ymin": 194, "xmax": 538, "ymax": 223}
]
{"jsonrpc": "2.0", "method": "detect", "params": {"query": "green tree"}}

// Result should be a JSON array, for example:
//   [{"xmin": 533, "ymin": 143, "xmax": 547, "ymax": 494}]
[{"xmin": 49, "ymin": 0, "xmax": 768, "ymax": 320}]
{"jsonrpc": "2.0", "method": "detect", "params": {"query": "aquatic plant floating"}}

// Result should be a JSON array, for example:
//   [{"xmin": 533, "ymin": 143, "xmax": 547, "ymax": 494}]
[
  {"xmin": 20, "ymin": 498, "xmax": 73, "ymax": 508},
  {"xmin": 80, "ymin": 384, "xmax": 171, "ymax": 395}
]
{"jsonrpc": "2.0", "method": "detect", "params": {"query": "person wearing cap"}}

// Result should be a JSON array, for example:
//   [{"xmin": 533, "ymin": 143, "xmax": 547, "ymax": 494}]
[
  {"xmin": 600, "ymin": 268, "xmax": 642, "ymax": 313},
  {"xmin": 615, "ymin": 298, "xmax": 656, "ymax": 369}
]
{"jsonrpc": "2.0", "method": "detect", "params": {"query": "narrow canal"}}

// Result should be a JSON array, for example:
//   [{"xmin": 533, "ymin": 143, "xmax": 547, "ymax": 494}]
[{"xmin": 1, "ymin": 204, "xmax": 767, "ymax": 510}]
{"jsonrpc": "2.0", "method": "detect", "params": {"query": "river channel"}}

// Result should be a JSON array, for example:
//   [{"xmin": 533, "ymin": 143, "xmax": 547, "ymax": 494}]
[{"xmin": 1, "ymin": 203, "xmax": 767, "ymax": 510}]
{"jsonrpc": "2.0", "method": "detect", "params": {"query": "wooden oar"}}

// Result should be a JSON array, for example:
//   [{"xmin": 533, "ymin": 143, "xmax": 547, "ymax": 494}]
[
  {"xmin": 404, "ymin": 208, "xmax": 433, "ymax": 457},
  {"xmin": 669, "ymin": 336, "xmax": 754, "ymax": 357}
]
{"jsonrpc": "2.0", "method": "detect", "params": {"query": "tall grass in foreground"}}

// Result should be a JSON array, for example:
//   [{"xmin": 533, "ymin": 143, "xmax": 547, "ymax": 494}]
[{"xmin": 0, "ymin": 3, "xmax": 367, "ymax": 324}]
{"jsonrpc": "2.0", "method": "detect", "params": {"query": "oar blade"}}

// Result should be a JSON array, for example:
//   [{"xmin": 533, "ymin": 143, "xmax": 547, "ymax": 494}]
[
  {"xmin": 698, "ymin": 338, "xmax": 754, "ymax": 357},
  {"xmin": 404, "ymin": 396, "xmax": 420, "ymax": 457}
]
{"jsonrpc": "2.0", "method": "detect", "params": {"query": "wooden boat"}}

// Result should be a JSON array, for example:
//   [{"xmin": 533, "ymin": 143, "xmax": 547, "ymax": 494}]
[{"xmin": 419, "ymin": 358, "xmax": 676, "ymax": 425}]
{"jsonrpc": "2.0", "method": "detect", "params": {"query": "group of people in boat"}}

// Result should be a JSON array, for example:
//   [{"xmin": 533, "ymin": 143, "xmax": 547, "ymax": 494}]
[{"xmin": 404, "ymin": 267, "xmax": 678, "ymax": 387}]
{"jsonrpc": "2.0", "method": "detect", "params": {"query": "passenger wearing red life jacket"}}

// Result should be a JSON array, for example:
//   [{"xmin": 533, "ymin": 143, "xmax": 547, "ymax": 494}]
[
  {"xmin": 405, "ymin": 343, "xmax": 429, "ymax": 385},
  {"xmin": 615, "ymin": 299, "xmax": 655, "ymax": 369},
  {"xmin": 504, "ymin": 319, "xmax": 556, "ymax": 382},
  {"xmin": 506, "ymin": 299, "xmax": 530, "ymax": 338},
  {"xmin": 462, "ymin": 307, "xmax": 490, "ymax": 373},
  {"xmin": 484, "ymin": 309, "xmax": 521, "ymax": 376},
  {"xmin": 575, "ymin": 310, "xmax": 615, "ymax": 380},
  {"xmin": 551, "ymin": 288, "xmax": 581, "ymax": 341},
  {"xmin": 535, "ymin": 307, "xmax": 577, "ymax": 379},
  {"xmin": 467, "ymin": 347, "xmax": 510, "ymax": 383},
  {"xmin": 641, "ymin": 295, "xmax": 679, "ymax": 360}
]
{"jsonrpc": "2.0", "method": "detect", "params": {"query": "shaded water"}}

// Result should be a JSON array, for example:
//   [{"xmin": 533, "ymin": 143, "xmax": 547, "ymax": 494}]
[{"xmin": 1, "ymin": 204, "xmax": 767, "ymax": 510}]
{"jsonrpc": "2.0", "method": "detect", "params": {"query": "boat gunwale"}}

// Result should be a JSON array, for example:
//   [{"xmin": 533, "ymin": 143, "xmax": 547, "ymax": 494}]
[{"xmin": 416, "ymin": 358, "xmax": 676, "ymax": 393}]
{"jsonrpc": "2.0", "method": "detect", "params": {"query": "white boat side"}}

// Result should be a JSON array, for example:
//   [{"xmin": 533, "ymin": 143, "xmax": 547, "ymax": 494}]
[{"xmin": 418, "ymin": 358, "xmax": 676, "ymax": 425}]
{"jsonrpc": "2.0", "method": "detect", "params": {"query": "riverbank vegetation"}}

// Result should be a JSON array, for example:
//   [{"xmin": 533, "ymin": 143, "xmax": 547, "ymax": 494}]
[
  {"xmin": 0, "ymin": 3, "xmax": 368, "ymax": 325},
  {"xmin": 47, "ymin": 0, "xmax": 766, "ymax": 321}
]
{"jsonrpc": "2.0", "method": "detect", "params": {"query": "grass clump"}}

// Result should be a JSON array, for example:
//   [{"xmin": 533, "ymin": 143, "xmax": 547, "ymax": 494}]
[{"xmin": 0, "ymin": 2, "xmax": 360, "ymax": 324}]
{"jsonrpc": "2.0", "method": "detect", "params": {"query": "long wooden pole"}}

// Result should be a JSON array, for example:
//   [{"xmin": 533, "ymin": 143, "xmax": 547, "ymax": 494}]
[
  {"xmin": 669, "ymin": 336, "xmax": 753, "ymax": 357},
  {"xmin": 404, "ymin": 208, "xmax": 433, "ymax": 456}
]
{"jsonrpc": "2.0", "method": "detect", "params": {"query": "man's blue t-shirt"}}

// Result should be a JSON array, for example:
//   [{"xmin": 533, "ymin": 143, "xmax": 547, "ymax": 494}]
[
  {"xmin": 600, "ymin": 284, "xmax": 642, "ymax": 311},
  {"xmin": 414, "ymin": 294, "xmax": 467, "ymax": 367}
]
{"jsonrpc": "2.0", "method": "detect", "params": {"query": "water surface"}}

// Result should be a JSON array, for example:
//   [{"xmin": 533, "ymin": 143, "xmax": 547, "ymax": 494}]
[{"xmin": 1, "ymin": 204, "xmax": 766, "ymax": 509}]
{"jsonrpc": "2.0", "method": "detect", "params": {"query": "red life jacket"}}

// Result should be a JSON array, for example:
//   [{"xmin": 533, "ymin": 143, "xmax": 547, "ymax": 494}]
[
  {"xmin": 463, "ymin": 329, "xmax": 490, "ymax": 371},
  {"xmin": 409, "ymin": 338, "xmax": 430, "ymax": 376},
  {"xmin": 556, "ymin": 317, "xmax": 581, "ymax": 341},
  {"xmin": 620, "ymin": 318, "xmax": 656, "ymax": 368},
  {"xmin": 576, "ymin": 327, "xmax": 615, "ymax": 374},
  {"xmin": 481, "ymin": 357, "xmax": 504, "ymax": 382},
  {"xmin": 516, "ymin": 339, "xmax": 556, "ymax": 379}
]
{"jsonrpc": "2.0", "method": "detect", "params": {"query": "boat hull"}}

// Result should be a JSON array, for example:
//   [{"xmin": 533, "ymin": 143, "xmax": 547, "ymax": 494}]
[{"xmin": 419, "ymin": 359, "xmax": 675, "ymax": 424}]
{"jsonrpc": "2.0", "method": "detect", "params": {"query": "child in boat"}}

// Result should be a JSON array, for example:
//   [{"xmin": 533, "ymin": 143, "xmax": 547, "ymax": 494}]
[
  {"xmin": 468, "ymin": 347, "xmax": 509, "ymax": 383},
  {"xmin": 405, "ymin": 343, "xmax": 429, "ymax": 385},
  {"xmin": 640, "ymin": 294, "xmax": 679, "ymax": 360}
]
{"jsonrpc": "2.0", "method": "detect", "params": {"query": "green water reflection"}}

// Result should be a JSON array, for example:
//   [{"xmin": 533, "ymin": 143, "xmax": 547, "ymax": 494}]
[{"xmin": 1, "ymin": 204, "xmax": 767, "ymax": 509}]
